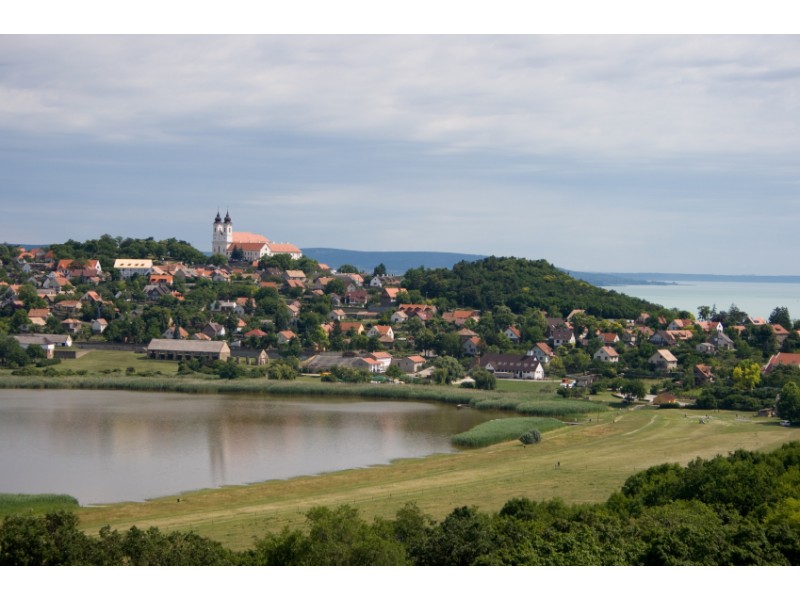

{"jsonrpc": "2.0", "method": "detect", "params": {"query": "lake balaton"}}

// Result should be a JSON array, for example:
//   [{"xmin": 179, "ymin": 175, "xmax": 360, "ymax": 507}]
[{"xmin": 0, "ymin": 389, "xmax": 506, "ymax": 505}]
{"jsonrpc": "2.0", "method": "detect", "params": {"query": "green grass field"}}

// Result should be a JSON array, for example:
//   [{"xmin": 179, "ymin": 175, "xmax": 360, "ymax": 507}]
[
  {"xmin": 51, "ymin": 350, "xmax": 181, "ymax": 376},
  {"xmin": 73, "ymin": 406, "xmax": 800, "ymax": 551}
]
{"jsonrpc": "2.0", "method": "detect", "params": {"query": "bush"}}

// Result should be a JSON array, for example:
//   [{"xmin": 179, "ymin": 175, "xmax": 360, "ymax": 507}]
[{"xmin": 519, "ymin": 429, "xmax": 542, "ymax": 445}]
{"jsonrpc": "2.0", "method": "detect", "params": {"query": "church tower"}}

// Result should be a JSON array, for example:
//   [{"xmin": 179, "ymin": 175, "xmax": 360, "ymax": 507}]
[{"xmin": 212, "ymin": 211, "xmax": 233, "ymax": 256}]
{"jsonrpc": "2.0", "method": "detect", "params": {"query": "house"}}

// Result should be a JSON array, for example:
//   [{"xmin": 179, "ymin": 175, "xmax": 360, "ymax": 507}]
[
  {"xmin": 763, "ymin": 352, "xmax": 800, "ymax": 374},
  {"xmin": 277, "ymin": 330, "xmax": 298, "ymax": 345},
  {"xmin": 599, "ymin": 332, "xmax": 620, "ymax": 345},
  {"xmin": 710, "ymin": 332, "xmax": 735, "ymax": 351},
  {"xmin": 397, "ymin": 355, "xmax": 427, "ymax": 374},
  {"xmin": 380, "ymin": 287, "xmax": 406, "ymax": 306},
  {"xmin": 463, "ymin": 336, "xmax": 482, "ymax": 356},
  {"xmin": 668, "ymin": 319, "xmax": 695, "ymax": 331},
  {"xmin": 593, "ymin": 346, "xmax": 619, "ymax": 363},
  {"xmin": 143, "ymin": 284, "xmax": 172, "ymax": 301},
  {"xmin": 528, "ymin": 342, "xmax": 554, "ymax": 364},
  {"xmin": 339, "ymin": 322, "xmax": 365, "ymax": 337},
  {"xmin": 368, "ymin": 325, "xmax": 394, "ymax": 341},
  {"xmin": 442, "ymin": 309, "xmax": 480, "ymax": 326},
  {"xmin": 649, "ymin": 349, "xmax": 678, "ymax": 371},
  {"xmin": 355, "ymin": 357, "xmax": 382, "ymax": 373},
  {"xmin": 550, "ymin": 329, "xmax": 575, "ymax": 348},
  {"xmin": 163, "ymin": 326, "xmax": 189, "ymax": 340},
  {"xmin": 244, "ymin": 328, "xmax": 268, "ymax": 339},
  {"xmin": 697, "ymin": 321, "xmax": 724, "ymax": 334},
  {"xmin": 390, "ymin": 310, "xmax": 409, "ymax": 325},
  {"xmin": 344, "ymin": 290, "xmax": 369, "ymax": 307},
  {"xmin": 504, "ymin": 326, "xmax": 522, "ymax": 344},
  {"xmin": 113, "ymin": 259, "xmax": 153, "ymax": 279},
  {"xmin": 650, "ymin": 330, "xmax": 678, "ymax": 346},
  {"xmin": 14, "ymin": 333, "xmax": 72, "ymax": 357},
  {"xmin": 694, "ymin": 364, "xmax": 716, "ymax": 386},
  {"xmin": 61, "ymin": 318, "xmax": 84, "ymax": 334},
  {"xmin": 147, "ymin": 339, "xmax": 231, "ymax": 362},
  {"xmin": 27, "ymin": 308, "xmax": 51, "ymax": 327},
  {"xmin": 477, "ymin": 353, "xmax": 544, "ymax": 380},
  {"xmin": 695, "ymin": 342, "xmax": 716, "ymax": 355},
  {"xmin": 202, "ymin": 322, "xmax": 227, "ymax": 338},
  {"xmin": 328, "ymin": 309, "xmax": 347, "ymax": 322},
  {"xmin": 770, "ymin": 324, "xmax": 791, "ymax": 346},
  {"xmin": 90, "ymin": 318, "xmax": 108, "ymax": 334},
  {"xmin": 367, "ymin": 351, "xmax": 393, "ymax": 372}
]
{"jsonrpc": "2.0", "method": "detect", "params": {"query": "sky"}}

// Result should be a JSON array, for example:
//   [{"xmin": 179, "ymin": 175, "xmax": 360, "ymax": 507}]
[{"xmin": 1, "ymin": 24, "xmax": 799, "ymax": 274}]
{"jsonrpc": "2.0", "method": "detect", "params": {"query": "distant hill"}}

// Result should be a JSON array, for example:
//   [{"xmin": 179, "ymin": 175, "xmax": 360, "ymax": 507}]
[{"xmin": 300, "ymin": 248, "xmax": 487, "ymax": 274}]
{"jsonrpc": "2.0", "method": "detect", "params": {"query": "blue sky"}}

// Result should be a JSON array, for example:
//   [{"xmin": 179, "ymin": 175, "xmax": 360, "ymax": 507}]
[{"xmin": 1, "ymin": 33, "xmax": 799, "ymax": 274}]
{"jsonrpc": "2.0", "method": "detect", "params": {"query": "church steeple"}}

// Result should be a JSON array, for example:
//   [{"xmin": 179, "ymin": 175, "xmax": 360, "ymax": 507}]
[
  {"xmin": 214, "ymin": 211, "xmax": 222, "ymax": 224},
  {"xmin": 224, "ymin": 210, "xmax": 232, "ymax": 224}
]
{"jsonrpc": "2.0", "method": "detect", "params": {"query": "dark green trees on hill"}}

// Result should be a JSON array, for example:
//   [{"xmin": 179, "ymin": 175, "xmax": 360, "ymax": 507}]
[{"xmin": 402, "ymin": 256, "xmax": 662, "ymax": 318}]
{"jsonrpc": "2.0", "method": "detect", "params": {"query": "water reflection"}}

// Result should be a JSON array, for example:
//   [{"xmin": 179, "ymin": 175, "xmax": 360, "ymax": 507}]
[{"xmin": 0, "ymin": 389, "xmax": 503, "ymax": 505}]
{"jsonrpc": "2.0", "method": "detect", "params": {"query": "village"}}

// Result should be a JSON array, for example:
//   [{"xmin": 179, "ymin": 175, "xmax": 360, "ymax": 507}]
[{"xmin": 1, "ymin": 212, "xmax": 800, "ymax": 419}]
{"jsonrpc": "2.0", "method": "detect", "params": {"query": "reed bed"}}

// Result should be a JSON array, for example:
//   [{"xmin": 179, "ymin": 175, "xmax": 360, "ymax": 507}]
[
  {"xmin": 0, "ymin": 493, "xmax": 79, "ymax": 517},
  {"xmin": 451, "ymin": 417, "xmax": 564, "ymax": 448}
]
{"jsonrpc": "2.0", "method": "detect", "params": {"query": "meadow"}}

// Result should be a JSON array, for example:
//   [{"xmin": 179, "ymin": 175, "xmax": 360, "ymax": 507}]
[
  {"xmin": 4, "ymin": 350, "xmax": 800, "ymax": 551},
  {"xmin": 73, "ymin": 406, "xmax": 800, "ymax": 551}
]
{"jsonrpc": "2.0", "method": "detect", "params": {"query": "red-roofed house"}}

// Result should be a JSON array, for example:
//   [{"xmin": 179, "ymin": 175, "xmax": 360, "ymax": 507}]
[{"xmin": 763, "ymin": 352, "xmax": 800, "ymax": 373}]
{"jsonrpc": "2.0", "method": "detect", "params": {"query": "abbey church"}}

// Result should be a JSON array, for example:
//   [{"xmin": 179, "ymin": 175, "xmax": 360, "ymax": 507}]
[{"xmin": 212, "ymin": 211, "xmax": 302, "ymax": 262}]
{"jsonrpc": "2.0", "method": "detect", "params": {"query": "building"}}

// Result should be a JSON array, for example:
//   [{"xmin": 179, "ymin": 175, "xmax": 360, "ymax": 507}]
[
  {"xmin": 649, "ymin": 349, "xmax": 678, "ymax": 371},
  {"xmin": 113, "ymin": 259, "xmax": 154, "ymax": 279},
  {"xmin": 212, "ymin": 211, "xmax": 302, "ymax": 261},
  {"xmin": 146, "ymin": 339, "xmax": 230, "ymax": 362},
  {"xmin": 476, "ymin": 353, "xmax": 544, "ymax": 380}
]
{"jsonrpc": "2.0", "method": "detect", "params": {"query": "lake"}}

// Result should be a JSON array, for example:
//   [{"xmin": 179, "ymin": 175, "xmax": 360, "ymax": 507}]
[
  {"xmin": 0, "ymin": 389, "xmax": 506, "ymax": 505},
  {"xmin": 603, "ymin": 280, "xmax": 800, "ymax": 321}
]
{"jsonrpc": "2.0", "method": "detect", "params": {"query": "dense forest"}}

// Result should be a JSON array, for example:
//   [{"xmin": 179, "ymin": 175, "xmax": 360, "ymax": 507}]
[
  {"xmin": 3, "ymin": 442, "xmax": 799, "ymax": 565},
  {"xmin": 401, "ymin": 256, "xmax": 664, "ymax": 318}
]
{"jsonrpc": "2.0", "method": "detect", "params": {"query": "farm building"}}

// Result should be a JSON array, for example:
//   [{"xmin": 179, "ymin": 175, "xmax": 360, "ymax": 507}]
[{"xmin": 146, "ymin": 339, "xmax": 230, "ymax": 362}]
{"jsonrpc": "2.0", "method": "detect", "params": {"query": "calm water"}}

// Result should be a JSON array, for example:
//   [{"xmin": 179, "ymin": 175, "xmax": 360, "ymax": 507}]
[
  {"xmin": 604, "ymin": 280, "xmax": 800, "ymax": 320},
  {"xmin": 0, "ymin": 389, "xmax": 505, "ymax": 505}
]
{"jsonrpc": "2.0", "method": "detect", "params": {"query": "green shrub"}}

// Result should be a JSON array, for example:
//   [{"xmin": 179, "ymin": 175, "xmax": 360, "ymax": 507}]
[{"xmin": 519, "ymin": 429, "xmax": 542, "ymax": 445}]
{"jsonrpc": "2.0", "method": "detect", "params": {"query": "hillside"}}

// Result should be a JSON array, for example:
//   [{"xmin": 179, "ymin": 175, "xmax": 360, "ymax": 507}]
[
  {"xmin": 402, "ymin": 256, "xmax": 663, "ymax": 318},
  {"xmin": 300, "ymin": 248, "xmax": 487, "ymax": 274}
]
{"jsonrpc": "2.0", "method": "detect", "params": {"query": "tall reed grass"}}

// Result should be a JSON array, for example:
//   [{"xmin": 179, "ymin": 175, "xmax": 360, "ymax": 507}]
[{"xmin": 451, "ymin": 417, "xmax": 564, "ymax": 448}]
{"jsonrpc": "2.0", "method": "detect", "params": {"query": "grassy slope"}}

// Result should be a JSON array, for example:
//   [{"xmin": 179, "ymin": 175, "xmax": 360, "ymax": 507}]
[
  {"xmin": 75, "ymin": 407, "xmax": 800, "ymax": 551},
  {"xmin": 51, "ymin": 350, "xmax": 180, "ymax": 375}
]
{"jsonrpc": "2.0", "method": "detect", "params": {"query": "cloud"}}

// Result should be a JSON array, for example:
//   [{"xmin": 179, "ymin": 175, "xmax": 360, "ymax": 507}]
[{"xmin": 1, "ymin": 35, "xmax": 799, "ymax": 274}]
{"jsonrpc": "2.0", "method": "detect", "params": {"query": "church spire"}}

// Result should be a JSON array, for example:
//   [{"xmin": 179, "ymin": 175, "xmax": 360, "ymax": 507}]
[
  {"xmin": 214, "ymin": 211, "xmax": 222, "ymax": 224},
  {"xmin": 224, "ymin": 210, "xmax": 232, "ymax": 224}
]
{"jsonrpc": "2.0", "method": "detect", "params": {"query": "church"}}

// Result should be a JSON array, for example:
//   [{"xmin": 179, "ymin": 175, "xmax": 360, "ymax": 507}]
[{"xmin": 212, "ymin": 211, "xmax": 303, "ymax": 261}]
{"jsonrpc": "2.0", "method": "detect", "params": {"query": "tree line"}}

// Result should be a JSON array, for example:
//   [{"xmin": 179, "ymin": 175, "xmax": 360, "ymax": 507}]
[{"xmin": 3, "ymin": 442, "xmax": 800, "ymax": 565}]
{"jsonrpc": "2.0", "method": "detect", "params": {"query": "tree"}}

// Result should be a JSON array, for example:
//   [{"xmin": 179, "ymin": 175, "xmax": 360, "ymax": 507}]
[
  {"xmin": 432, "ymin": 356, "xmax": 464, "ymax": 384},
  {"xmin": 470, "ymin": 367, "xmax": 496, "ymax": 390},
  {"xmin": 338, "ymin": 264, "xmax": 360, "ymax": 274},
  {"xmin": 777, "ymin": 382, "xmax": 800, "ymax": 424},
  {"xmin": 732, "ymin": 359, "xmax": 761, "ymax": 391},
  {"xmin": 621, "ymin": 379, "xmax": 647, "ymax": 402},
  {"xmin": 697, "ymin": 305, "xmax": 712, "ymax": 322},
  {"xmin": 229, "ymin": 245, "xmax": 245, "ymax": 262},
  {"xmin": 372, "ymin": 263, "xmax": 387, "ymax": 277},
  {"xmin": 769, "ymin": 307, "xmax": 792, "ymax": 331}
]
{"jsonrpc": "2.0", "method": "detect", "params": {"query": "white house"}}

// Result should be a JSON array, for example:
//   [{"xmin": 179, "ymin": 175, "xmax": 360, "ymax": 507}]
[
  {"xmin": 114, "ymin": 259, "xmax": 154, "ymax": 279},
  {"xmin": 593, "ymin": 346, "xmax": 619, "ymax": 363}
]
